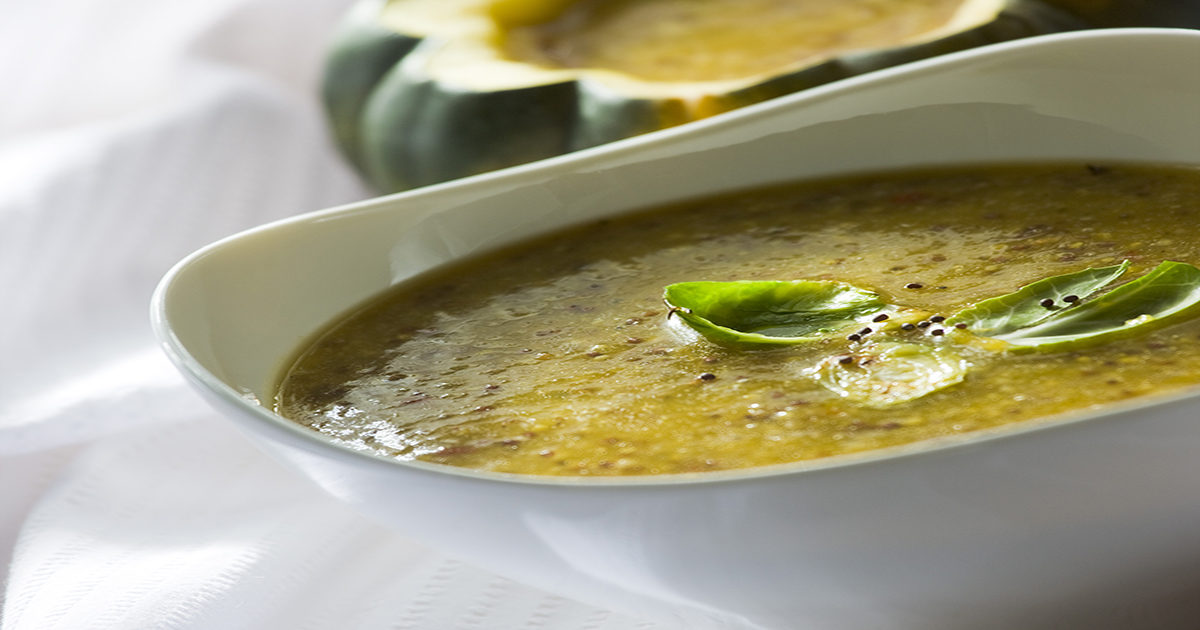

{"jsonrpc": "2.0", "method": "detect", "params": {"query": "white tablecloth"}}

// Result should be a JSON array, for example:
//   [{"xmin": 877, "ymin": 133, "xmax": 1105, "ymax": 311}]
[{"xmin": 0, "ymin": 2, "xmax": 668, "ymax": 627}]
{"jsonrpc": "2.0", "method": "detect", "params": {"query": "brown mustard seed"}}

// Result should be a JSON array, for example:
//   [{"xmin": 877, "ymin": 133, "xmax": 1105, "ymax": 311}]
[
  {"xmin": 698, "ymin": 372, "xmax": 717, "ymax": 381},
  {"xmin": 838, "ymin": 355, "xmax": 854, "ymax": 365},
  {"xmin": 872, "ymin": 313, "xmax": 890, "ymax": 322},
  {"xmin": 917, "ymin": 321, "xmax": 932, "ymax": 328},
  {"xmin": 901, "ymin": 323, "xmax": 917, "ymax": 331},
  {"xmin": 859, "ymin": 327, "xmax": 873, "ymax": 335},
  {"xmin": 847, "ymin": 333, "xmax": 862, "ymax": 341},
  {"xmin": 905, "ymin": 282, "xmax": 924, "ymax": 289},
  {"xmin": 1040, "ymin": 298, "xmax": 1055, "ymax": 308},
  {"xmin": 931, "ymin": 328, "xmax": 945, "ymax": 336},
  {"xmin": 954, "ymin": 322, "xmax": 968, "ymax": 329},
  {"xmin": 929, "ymin": 315, "xmax": 945, "ymax": 323},
  {"xmin": 1064, "ymin": 294, "xmax": 1080, "ymax": 303}
]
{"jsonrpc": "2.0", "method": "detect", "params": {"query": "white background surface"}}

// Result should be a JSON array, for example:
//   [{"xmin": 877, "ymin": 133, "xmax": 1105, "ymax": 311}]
[{"xmin": 0, "ymin": 1, "xmax": 669, "ymax": 627}]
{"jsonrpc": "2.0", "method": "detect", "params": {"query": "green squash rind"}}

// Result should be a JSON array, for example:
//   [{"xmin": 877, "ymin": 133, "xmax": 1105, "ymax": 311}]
[
  {"xmin": 325, "ymin": 0, "xmax": 1089, "ymax": 192},
  {"xmin": 1041, "ymin": 0, "xmax": 1200, "ymax": 28},
  {"xmin": 360, "ymin": 48, "xmax": 582, "ymax": 192},
  {"xmin": 321, "ymin": 0, "xmax": 422, "ymax": 172}
]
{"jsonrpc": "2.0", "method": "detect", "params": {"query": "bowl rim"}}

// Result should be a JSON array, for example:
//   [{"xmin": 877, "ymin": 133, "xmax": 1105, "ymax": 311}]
[{"xmin": 152, "ymin": 27, "xmax": 1200, "ymax": 489}]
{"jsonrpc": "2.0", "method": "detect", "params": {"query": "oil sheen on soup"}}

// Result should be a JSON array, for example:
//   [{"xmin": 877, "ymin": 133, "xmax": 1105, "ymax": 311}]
[{"xmin": 275, "ymin": 164, "xmax": 1200, "ymax": 476}]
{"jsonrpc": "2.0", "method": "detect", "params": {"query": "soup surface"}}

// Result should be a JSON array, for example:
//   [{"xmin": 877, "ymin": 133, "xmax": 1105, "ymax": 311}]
[
  {"xmin": 275, "ymin": 164, "xmax": 1200, "ymax": 476},
  {"xmin": 504, "ymin": 0, "xmax": 967, "ymax": 82}
]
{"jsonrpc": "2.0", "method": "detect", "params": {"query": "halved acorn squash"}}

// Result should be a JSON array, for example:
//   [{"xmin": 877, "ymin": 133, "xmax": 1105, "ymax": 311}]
[{"xmin": 322, "ymin": 0, "xmax": 1087, "ymax": 192}]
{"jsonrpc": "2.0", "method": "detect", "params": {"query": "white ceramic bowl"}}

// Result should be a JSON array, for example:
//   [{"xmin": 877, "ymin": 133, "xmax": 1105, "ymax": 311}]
[{"xmin": 153, "ymin": 29, "xmax": 1200, "ymax": 629}]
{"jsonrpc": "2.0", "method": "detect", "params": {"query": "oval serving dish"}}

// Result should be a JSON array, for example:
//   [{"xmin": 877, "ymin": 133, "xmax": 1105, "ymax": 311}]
[{"xmin": 154, "ymin": 29, "xmax": 1200, "ymax": 630}]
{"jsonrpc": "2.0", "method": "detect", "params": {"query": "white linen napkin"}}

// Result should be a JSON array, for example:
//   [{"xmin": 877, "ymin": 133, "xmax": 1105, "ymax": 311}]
[{"xmin": 0, "ymin": 1, "xmax": 666, "ymax": 627}]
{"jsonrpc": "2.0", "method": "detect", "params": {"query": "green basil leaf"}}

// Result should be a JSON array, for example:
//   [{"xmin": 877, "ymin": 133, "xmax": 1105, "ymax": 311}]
[
  {"xmin": 947, "ymin": 260, "xmax": 1130, "ymax": 336},
  {"xmin": 807, "ymin": 342, "xmax": 969, "ymax": 407},
  {"xmin": 995, "ymin": 261, "xmax": 1200, "ymax": 351},
  {"xmin": 663, "ymin": 280, "xmax": 886, "ymax": 347}
]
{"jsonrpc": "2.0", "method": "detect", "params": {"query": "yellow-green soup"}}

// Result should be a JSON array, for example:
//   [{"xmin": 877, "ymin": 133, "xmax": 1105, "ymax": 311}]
[{"xmin": 275, "ymin": 164, "xmax": 1200, "ymax": 476}]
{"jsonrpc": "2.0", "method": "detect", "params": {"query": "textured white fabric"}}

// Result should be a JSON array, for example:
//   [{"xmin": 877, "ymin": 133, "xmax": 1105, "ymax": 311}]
[{"xmin": 0, "ymin": 1, "xmax": 666, "ymax": 627}]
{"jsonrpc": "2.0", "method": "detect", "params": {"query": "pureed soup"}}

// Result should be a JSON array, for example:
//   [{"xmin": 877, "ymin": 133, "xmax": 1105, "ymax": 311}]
[{"xmin": 274, "ymin": 164, "xmax": 1200, "ymax": 476}]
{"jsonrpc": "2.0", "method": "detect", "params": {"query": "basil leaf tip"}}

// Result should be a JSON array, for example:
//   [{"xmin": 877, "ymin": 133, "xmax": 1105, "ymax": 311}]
[{"xmin": 948, "ymin": 260, "xmax": 1130, "ymax": 336}]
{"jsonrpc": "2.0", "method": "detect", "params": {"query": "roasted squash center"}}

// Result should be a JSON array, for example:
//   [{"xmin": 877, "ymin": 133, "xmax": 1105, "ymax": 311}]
[{"xmin": 505, "ymin": 0, "xmax": 970, "ymax": 82}]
